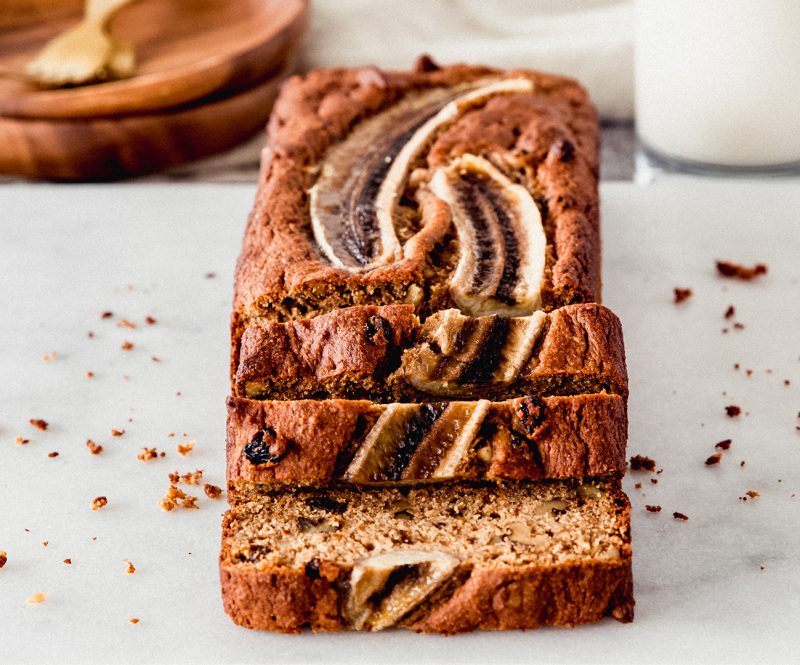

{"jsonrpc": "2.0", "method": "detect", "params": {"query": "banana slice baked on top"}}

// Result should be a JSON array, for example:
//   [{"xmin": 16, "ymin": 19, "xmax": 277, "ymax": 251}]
[{"xmin": 222, "ymin": 58, "xmax": 633, "ymax": 634}]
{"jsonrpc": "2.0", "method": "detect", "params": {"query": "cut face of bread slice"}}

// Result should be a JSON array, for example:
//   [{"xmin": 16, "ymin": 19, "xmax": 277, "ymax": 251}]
[
  {"xmin": 226, "ymin": 393, "xmax": 627, "ymax": 487},
  {"xmin": 234, "ymin": 303, "xmax": 627, "ymax": 401},
  {"xmin": 220, "ymin": 479, "xmax": 633, "ymax": 633}
]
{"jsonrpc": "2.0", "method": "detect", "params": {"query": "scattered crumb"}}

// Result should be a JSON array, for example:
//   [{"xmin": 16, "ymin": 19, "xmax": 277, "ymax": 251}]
[
  {"xmin": 630, "ymin": 455, "xmax": 657, "ymax": 472},
  {"xmin": 29, "ymin": 419, "xmax": 48, "ymax": 431},
  {"xmin": 85, "ymin": 371, "xmax": 94, "ymax": 379},
  {"xmin": 129, "ymin": 617, "xmax": 140, "ymax": 625},
  {"xmin": 760, "ymin": 565, "xmax": 765, "ymax": 571},
  {"xmin": 205, "ymin": 272, "xmax": 216, "ymax": 279},
  {"xmin": 715, "ymin": 439, "xmax": 733, "ymax": 450},
  {"xmin": 118, "ymin": 319, "xmax": 136, "ymax": 330},
  {"xmin": 122, "ymin": 559, "xmax": 136, "ymax": 574},
  {"xmin": 145, "ymin": 316, "xmax": 157, "ymax": 325},
  {"xmin": 15, "ymin": 436, "xmax": 29, "ymax": 445},
  {"xmin": 673, "ymin": 288, "xmax": 692, "ymax": 304},
  {"xmin": 159, "ymin": 485, "xmax": 199, "ymax": 511},
  {"xmin": 121, "ymin": 341, "xmax": 135, "ymax": 351},
  {"xmin": 101, "ymin": 311, "xmax": 113, "ymax": 319},
  {"xmin": 724, "ymin": 305, "xmax": 735, "ymax": 319},
  {"xmin": 650, "ymin": 478, "xmax": 658, "ymax": 485},
  {"xmin": 716, "ymin": 260, "xmax": 767, "ymax": 280},
  {"xmin": 645, "ymin": 505, "xmax": 662, "ymax": 513},
  {"xmin": 41, "ymin": 352, "xmax": 57, "ymax": 362},
  {"xmin": 63, "ymin": 559, "xmax": 71, "ymax": 565},
  {"xmin": 741, "ymin": 460, "xmax": 746, "ymax": 467},
  {"xmin": 151, "ymin": 356, "xmax": 161, "ymax": 363},
  {"xmin": 734, "ymin": 363, "xmax": 740, "ymax": 370},
  {"xmin": 167, "ymin": 432, "xmax": 175, "ymax": 438},
  {"xmin": 784, "ymin": 380, "xmax": 791, "ymax": 386},
  {"xmin": 26, "ymin": 592, "xmax": 47, "ymax": 605},
  {"xmin": 87, "ymin": 331, "xmax": 95, "ymax": 338},
  {"xmin": 47, "ymin": 451, "xmax": 59, "ymax": 458},
  {"xmin": 42, "ymin": 541, "xmax": 48, "ymax": 548},
  {"xmin": 725, "ymin": 405, "xmax": 741, "ymax": 417},
  {"xmin": 0, "ymin": 551, "xmax": 6, "ymax": 568},
  {"xmin": 177, "ymin": 441, "xmax": 194, "ymax": 456},
  {"xmin": 86, "ymin": 439, "xmax": 103, "ymax": 455},
  {"xmin": 634, "ymin": 482, "xmax": 642, "ymax": 489},
  {"xmin": 204, "ymin": 483, "xmax": 223, "ymax": 500},
  {"xmin": 91, "ymin": 496, "xmax": 108, "ymax": 511},
  {"xmin": 137, "ymin": 448, "xmax": 160, "ymax": 462},
  {"xmin": 746, "ymin": 369, "xmax": 753, "ymax": 376},
  {"xmin": 746, "ymin": 490, "xmax": 760, "ymax": 498},
  {"xmin": 733, "ymin": 322, "xmax": 745, "ymax": 330},
  {"xmin": 705, "ymin": 453, "xmax": 723, "ymax": 465},
  {"xmin": 673, "ymin": 512, "xmax": 689, "ymax": 521},
  {"xmin": 168, "ymin": 469, "xmax": 203, "ymax": 485},
  {"xmin": 110, "ymin": 428, "xmax": 125, "ymax": 437}
]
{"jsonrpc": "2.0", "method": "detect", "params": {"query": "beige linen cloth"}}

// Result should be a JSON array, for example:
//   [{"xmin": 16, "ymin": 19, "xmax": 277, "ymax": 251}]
[{"xmin": 305, "ymin": 0, "xmax": 634, "ymax": 119}]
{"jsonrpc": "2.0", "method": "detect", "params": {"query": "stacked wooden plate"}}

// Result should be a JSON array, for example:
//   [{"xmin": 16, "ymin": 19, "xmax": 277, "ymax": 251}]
[{"xmin": 0, "ymin": 0, "xmax": 308, "ymax": 180}]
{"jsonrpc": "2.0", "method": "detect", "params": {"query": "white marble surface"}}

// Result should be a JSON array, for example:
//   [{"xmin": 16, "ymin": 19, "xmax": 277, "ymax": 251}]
[{"xmin": 1, "ymin": 180, "xmax": 798, "ymax": 664}]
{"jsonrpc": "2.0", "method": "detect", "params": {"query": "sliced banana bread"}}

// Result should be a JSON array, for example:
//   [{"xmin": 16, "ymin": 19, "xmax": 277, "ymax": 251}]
[{"xmin": 220, "ymin": 478, "xmax": 633, "ymax": 633}]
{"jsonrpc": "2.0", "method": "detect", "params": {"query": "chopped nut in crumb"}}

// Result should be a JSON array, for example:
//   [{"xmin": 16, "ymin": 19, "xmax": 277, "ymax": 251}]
[
  {"xmin": 110, "ymin": 428, "xmax": 125, "ymax": 437},
  {"xmin": 121, "ymin": 341, "xmax": 135, "ymax": 351},
  {"xmin": 0, "ymin": 550, "xmax": 7, "ymax": 568},
  {"xmin": 645, "ymin": 505, "xmax": 662, "ymax": 513},
  {"xmin": 673, "ymin": 288, "xmax": 692, "ymax": 304},
  {"xmin": 673, "ymin": 512, "xmax": 689, "ymax": 521},
  {"xmin": 137, "ymin": 448, "xmax": 160, "ymax": 462},
  {"xmin": 86, "ymin": 439, "xmax": 103, "ymax": 455},
  {"xmin": 716, "ymin": 260, "xmax": 767, "ymax": 280},
  {"xmin": 177, "ymin": 441, "xmax": 194, "ymax": 456},
  {"xmin": 91, "ymin": 496, "xmax": 108, "ymax": 511},
  {"xmin": 705, "ymin": 453, "xmax": 723, "ymax": 466},
  {"xmin": 15, "ymin": 436, "xmax": 29, "ymax": 445},
  {"xmin": 29, "ymin": 419, "xmax": 49, "ymax": 431},
  {"xmin": 158, "ymin": 485, "xmax": 199, "ymax": 511},
  {"xmin": 204, "ymin": 483, "xmax": 223, "ymax": 500},
  {"xmin": 26, "ymin": 592, "xmax": 47, "ymax": 604},
  {"xmin": 122, "ymin": 559, "xmax": 136, "ymax": 574},
  {"xmin": 630, "ymin": 455, "xmax": 657, "ymax": 472}
]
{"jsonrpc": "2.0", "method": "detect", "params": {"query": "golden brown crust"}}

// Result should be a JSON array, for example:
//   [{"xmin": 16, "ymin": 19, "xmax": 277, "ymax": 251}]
[
  {"xmin": 225, "ymin": 393, "xmax": 627, "ymax": 486},
  {"xmin": 233, "ymin": 63, "xmax": 600, "ymax": 325},
  {"xmin": 234, "ymin": 303, "xmax": 627, "ymax": 401}
]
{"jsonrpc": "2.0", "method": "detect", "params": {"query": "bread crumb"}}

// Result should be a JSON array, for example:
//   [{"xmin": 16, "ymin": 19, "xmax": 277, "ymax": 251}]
[
  {"xmin": 47, "ymin": 451, "xmax": 59, "ymax": 458},
  {"xmin": 91, "ymin": 496, "xmax": 108, "ymax": 511},
  {"xmin": 26, "ymin": 592, "xmax": 47, "ymax": 604},
  {"xmin": 168, "ymin": 469, "xmax": 203, "ymax": 485},
  {"xmin": 137, "ymin": 448, "xmax": 160, "ymax": 462},
  {"xmin": 204, "ymin": 483, "xmax": 223, "ymax": 500},
  {"xmin": 0, "ymin": 551, "xmax": 7, "ymax": 568},
  {"xmin": 673, "ymin": 288, "xmax": 692, "ymax": 304},
  {"xmin": 122, "ymin": 559, "xmax": 136, "ymax": 574},
  {"xmin": 145, "ymin": 316, "xmax": 157, "ymax": 325},
  {"xmin": 716, "ymin": 260, "xmax": 767, "ymax": 280},
  {"xmin": 15, "ymin": 436, "xmax": 29, "ymax": 445},
  {"xmin": 645, "ymin": 505, "xmax": 662, "ymax": 513},
  {"xmin": 129, "ymin": 617, "xmax": 139, "ymax": 624},
  {"xmin": 715, "ymin": 439, "xmax": 732, "ymax": 450},
  {"xmin": 673, "ymin": 512, "xmax": 689, "ymax": 521},
  {"xmin": 63, "ymin": 558, "xmax": 71, "ymax": 565},
  {"xmin": 158, "ymin": 485, "xmax": 199, "ymax": 511},
  {"xmin": 118, "ymin": 319, "xmax": 136, "ymax": 329},
  {"xmin": 86, "ymin": 439, "xmax": 103, "ymax": 455},
  {"xmin": 121, "ymin": 341, "xmax": 135, "ymax": 351},
  {"xmin": 630, "ymin": 455, "xmax": 657, "ymax": 472},
  {"xmin": 110, "ymin": 428, "xmax": 125, "ymax": 437},
  {"xmin": 41, "ymin": 352, "xmax": 57, "ymax": 362},
  {"xmin": 725, "ymin": 405, "xmax": 741, "ymax": 417},
  {"xmin": 177, "ymin": 441, "xmax": 194, "ymax": 456},
  {"xmin": 29, "ymin": 419, "xmax": 48, "ymax": 431},
  {"xmin": 705, "ymin": 453, "xmax": 723, "ymax": 465}
]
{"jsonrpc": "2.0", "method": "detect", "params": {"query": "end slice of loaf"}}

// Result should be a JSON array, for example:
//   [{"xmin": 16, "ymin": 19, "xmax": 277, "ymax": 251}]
[{"xmin": 221, "ymin": 478, "xmax": 632, "ymax": 633}]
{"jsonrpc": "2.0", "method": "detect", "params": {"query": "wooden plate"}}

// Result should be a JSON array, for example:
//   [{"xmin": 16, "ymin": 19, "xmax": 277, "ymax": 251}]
[
  {"xmin": 0, "ymin": 63, "xmax": 290, "ymax": 180},
  {"xmin": 0, "ymin": 0, "xmax": 307, "ymax": 119}
]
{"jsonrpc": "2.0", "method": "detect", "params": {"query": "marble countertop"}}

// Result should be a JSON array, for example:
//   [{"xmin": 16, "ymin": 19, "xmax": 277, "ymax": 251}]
[{"xmin": 1, "ymin": 179, "xmax": 798, "ymax": 664}]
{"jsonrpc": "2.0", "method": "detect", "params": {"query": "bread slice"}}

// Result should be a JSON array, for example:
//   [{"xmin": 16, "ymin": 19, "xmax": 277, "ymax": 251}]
[
  {"xmin": 227, "ymin": 393, "xmax": 627, "ymax": 487},
  {"xmin": 234, "ymin": 303, "xmax": 627, "ymax": 401},
  {"xmin": 220, "ymin": 478, "xmax": 633, "ymax": 633}
]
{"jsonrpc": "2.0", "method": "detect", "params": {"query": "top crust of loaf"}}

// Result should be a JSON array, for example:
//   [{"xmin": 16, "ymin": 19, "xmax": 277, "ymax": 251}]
[{"xmin": 233, "ymin": 62, "xmax": 600, "ymax": 324}]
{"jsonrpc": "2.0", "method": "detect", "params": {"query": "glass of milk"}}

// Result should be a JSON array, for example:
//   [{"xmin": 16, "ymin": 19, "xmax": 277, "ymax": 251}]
[{"xmin": 635, "ymin": 0, "xmax": 800, "ymax": 175}]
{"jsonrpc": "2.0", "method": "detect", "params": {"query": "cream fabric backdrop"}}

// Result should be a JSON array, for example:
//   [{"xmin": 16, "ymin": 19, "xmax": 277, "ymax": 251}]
[{"xmin": 304, "ymin": 0, "xmax": 634, "ymax": 119}]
